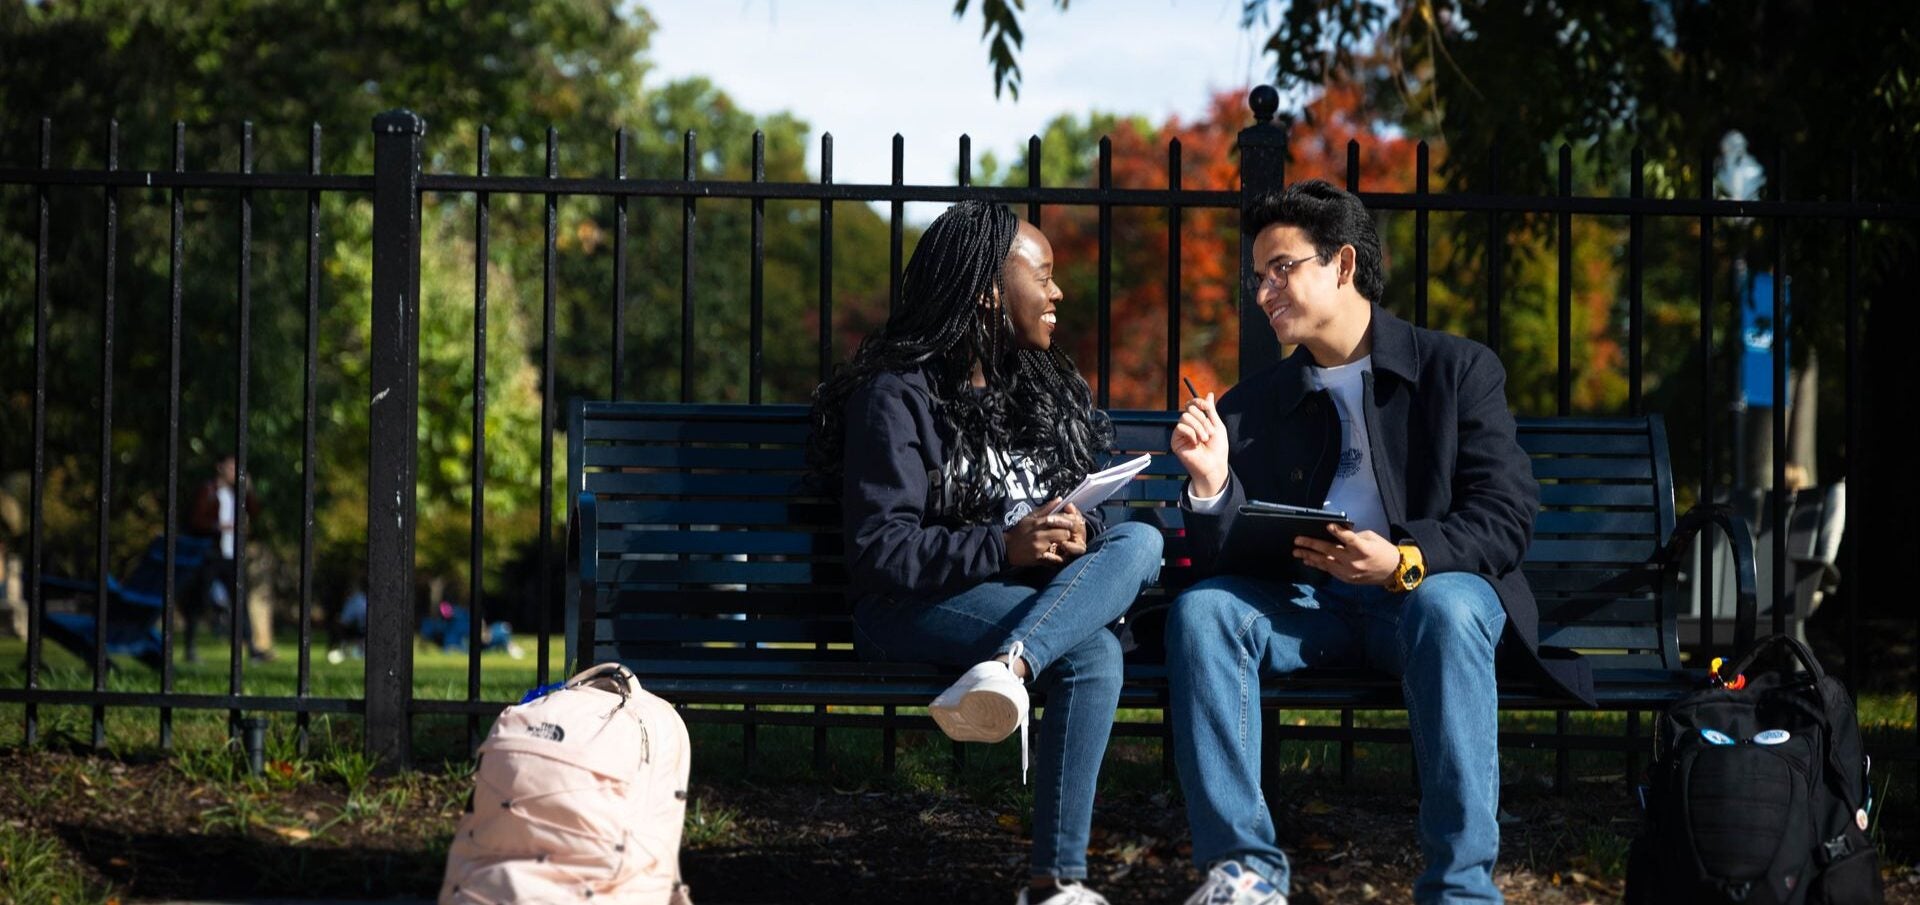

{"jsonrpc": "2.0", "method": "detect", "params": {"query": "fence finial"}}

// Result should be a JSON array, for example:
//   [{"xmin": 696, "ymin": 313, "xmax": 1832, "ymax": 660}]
[
  {"xmin": 1249, "ymin": 85, "xmax": 1279, "ymax": 125},
  {"xmin": 373, "ymin": 109, "xmax": 426, "ymax": 136}
]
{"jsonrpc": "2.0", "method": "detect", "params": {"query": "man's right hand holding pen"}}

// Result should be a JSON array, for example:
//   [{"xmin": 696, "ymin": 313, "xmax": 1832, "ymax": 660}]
[{"xmin": 1171, "ymin": 376, "xmax": 1231, "ymax": 499}]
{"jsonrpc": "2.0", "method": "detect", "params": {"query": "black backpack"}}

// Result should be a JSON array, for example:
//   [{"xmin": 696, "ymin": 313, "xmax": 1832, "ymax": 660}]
[{"xmin": 1626, "ymin": 634, "xmax": 1882, "ymax": 904}]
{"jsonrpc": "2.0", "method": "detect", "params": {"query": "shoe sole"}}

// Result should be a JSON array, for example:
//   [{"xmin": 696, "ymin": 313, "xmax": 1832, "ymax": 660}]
[{"xmin": 930, "ymin": 687, "xmax": 1021, "ymax": 743}]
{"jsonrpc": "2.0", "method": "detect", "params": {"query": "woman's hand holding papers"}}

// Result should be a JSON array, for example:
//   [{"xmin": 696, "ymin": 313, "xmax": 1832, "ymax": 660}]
[
  {"xmin": 1171, "ymin": 392, "xmax": 1230, "ymax": 498},
  {"xmin": 1057, "ymin": 503, "xmax": 1088, "ymax": 560},
  {"xmin": 1005, "ymin": 504, "xmax": 1088, "ymax": 568}
]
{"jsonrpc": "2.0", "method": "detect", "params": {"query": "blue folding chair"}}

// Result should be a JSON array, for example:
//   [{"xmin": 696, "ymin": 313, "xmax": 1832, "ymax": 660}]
[{"xmin": 38, "ymin": 534, "xmax": 212, "ymax": 671}]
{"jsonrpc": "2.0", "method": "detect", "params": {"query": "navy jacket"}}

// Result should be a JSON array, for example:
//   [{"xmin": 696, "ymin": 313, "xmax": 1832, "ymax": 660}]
[
  {"xmin": 840, "ymin": 368, "xmax": 1107, "ymax": 604},
  {"xmin": 1182, "ymin": 305, "xmax": 1595, "ymax": 706}
]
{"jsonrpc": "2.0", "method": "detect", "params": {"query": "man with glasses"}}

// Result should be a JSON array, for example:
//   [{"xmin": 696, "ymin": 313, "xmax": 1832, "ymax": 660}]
[{"xmin": 1166, "ymin": 180, "xmax": 1592, "ymax": 904}]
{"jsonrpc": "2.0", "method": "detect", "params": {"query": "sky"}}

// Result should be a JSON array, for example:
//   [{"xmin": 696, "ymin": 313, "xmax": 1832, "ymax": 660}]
[{"xmin": 638, "ymin": 0, "xmax": 1273, "ymax": 197}]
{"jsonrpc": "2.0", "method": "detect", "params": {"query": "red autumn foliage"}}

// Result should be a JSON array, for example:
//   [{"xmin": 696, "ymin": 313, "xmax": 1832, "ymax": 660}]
[{"xmin": 1044, "ymin": 85, "xmax": 1421, "ymax": 409}]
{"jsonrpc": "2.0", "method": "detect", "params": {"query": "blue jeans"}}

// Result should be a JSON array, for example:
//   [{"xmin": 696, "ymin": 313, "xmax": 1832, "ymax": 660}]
[
  {"xmin": 852, "ymin": 520, "xmax": 1164, "ymax": 879},
  {"xmin": 1166, "ymin": 572, "xmax": 1508, "ymax": 904}
]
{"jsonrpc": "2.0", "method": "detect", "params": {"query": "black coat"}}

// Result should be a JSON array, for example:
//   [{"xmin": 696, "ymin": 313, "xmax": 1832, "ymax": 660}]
[
  {"xmin": 839, "ymin": 367, "xmax": 1107, "ymax": 604},
  {"xmin": 1181, "ymin": 304, "xmax": 1596, "ymax": 706}
]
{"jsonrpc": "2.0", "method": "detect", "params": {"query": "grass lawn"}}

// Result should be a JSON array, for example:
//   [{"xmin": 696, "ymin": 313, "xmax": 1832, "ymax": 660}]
[{"xmin": 2, "ymin": 632, "xmax": 1916, "ymax": 903}]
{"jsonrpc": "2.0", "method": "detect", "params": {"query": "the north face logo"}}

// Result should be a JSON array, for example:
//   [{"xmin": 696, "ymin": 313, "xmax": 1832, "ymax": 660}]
[{"xmin": 524, "ymin": 722, "xmax": 565, "ymax": 742}]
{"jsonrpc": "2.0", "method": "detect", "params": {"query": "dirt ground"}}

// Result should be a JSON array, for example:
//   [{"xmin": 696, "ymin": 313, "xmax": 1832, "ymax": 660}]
[{"xmin": 4, "ymin": 747, "xmax": 1917, "ymax": 904}]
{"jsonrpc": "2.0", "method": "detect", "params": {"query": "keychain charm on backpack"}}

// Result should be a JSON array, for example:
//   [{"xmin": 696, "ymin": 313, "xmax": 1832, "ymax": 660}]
[{"xmin": 1708, "ymin": 656, "xmax": 1747, "ymax": 691}]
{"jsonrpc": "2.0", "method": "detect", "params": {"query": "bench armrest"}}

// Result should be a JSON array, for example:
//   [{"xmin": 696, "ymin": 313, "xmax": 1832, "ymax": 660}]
[
  {"xmin": 567, "ymin": 490, "xmax": 600, "ymax": 674},
  {"xmin": 1659, "ymin": 503, "xmax": 1760, "ymax": 651},
  {"xmin": 1792, "ymin": 556, "xmax": 1842, "ymax": 591},
  {"xmin": 37, "ymin": 575, "xmax": 97, "ymax": 598},
  {"xmin": 36, "ymin": 575, "xmax": 163, "ymax": 617}
]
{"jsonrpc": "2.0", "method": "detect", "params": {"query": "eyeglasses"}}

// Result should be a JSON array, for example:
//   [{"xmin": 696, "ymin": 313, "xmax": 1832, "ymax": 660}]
[{"xmin": 1250, "ymin": 251, "xmax": 1332, "ymax": 292}]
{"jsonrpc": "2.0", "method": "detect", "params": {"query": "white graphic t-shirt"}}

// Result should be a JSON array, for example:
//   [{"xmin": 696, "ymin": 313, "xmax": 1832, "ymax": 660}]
[
  {"xmin": 1305, "ymin": 356, "xmax": 1391, "ymax": 538},
  {"xmin": 942, "ymin": 447, "xmax": 1049, "ymax": 528}
]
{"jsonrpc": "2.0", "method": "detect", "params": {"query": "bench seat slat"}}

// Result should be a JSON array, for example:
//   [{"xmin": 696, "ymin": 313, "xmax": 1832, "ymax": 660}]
[
  {"xmin": 612, "ymin": 670, "xmax": 1695, "ymax": 710},
  {"xmin": 595, "ymin": 529, "xmax": 837, "ymax": 556},
  {"xmin": 1518, "ymin": 434, "xmax": 1651, "ymax": 455},
  {"xmin": 599, "ymin": 617, "xmax": 852, "ymax": 644},
  {"xmin": 597, "ymin": 558, "xmax": 846, "ymax": 586},
  {"xmin": 582, "ymin": 445, "xmax": 808, "ymax": 469},
  {"xmin": 1515, "ymin": 416, "xmax": 1667, "ymax": 433},
  {"xmin": 585, "ymin": 472, "xmax": 809, "ymax": 497},
  {"xmin": 1532, "ymin": 511, "xmax": 1659, "ymax": 535},
  {"xmin": 1112, "ymin": 419, "xmax": 1181, "ymax": 449},
  {"xmin": 1518, "ymin": 565, "xmax": 1661, "ymax": 592},
  {"xmin": 597, "ymin": 588, "xmax": 847, "ymax": 616},
  {"xmin": 1535, "ymin": 597, "xmax": 1659, "ymax": 623},
  {"xmin": 1537, "ymin": 484, "xmax": 1659, "ymax": 507},
  {"xmin": 1524, "ymin": 539, "xmax": 1657, "ymax": 563},
  {"xmin": 596, "ymin": 500, "xmax": 838, "ymax": 526},
  {"xmin": 1539, "ymin": 624, "xmax": 1665, "ymax": 649},
  {"xmin": 584, "ymin": 419, "xmax": 810, "ymax": 444},
  {"xmin": 1531, "ymin": 459, "xmax": 1655, "ymax": 480},
  {"xmin": 597, "ymin": 656, "xmax": 1689, "ymax": 687}
]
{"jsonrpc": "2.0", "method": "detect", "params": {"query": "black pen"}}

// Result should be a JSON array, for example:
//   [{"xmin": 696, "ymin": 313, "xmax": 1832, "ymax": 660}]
[{"xmin": 1182, "ymin": 376, "xmax": 1200, "ymax": 400}]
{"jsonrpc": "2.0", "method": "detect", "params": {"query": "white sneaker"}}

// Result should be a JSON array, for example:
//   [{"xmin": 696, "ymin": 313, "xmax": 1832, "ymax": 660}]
[
  {"xmin": 1183, "ymin": 860, "xmax": 1287, "ymax": 905},
  {"xmin": 929, "ymin": 641, "xmax": 1031, "ymax": 780},
  {"xmin": 1015, "ymin": 879, "xmax": 1110, "ymax": 905}
]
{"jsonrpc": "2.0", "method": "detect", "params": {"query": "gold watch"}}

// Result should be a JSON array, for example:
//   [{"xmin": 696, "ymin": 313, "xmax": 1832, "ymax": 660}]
[{"xmin": 1388, "ymin": 543, "xmax": 1425, "ymax": 592}]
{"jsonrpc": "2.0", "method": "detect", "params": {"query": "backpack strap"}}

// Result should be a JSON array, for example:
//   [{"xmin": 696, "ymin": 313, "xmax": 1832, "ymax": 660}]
[
  {"xmin": 567, "ymin": 662, "xmax": 640, "ymax": 703},
  {"xmin": 1727, "ymin": 633, "xmax": 1826, "ymax": 683}
]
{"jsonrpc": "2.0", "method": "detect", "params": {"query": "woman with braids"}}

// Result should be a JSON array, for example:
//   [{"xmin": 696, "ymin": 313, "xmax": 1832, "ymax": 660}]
[{"xmin": 808, "ymin": 200, "xmax": 1162, "ymax": 905}]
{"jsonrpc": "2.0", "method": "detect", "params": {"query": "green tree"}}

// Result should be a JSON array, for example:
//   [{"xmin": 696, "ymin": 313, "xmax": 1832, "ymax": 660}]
[{"xmin": 0, "ymin": 1, "xmax": 897, "ymax": 614}]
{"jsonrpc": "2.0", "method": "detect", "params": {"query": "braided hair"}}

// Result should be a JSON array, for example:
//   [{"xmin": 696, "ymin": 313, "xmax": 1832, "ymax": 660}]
[{"xmin": 807, "ymin": 200, "xmax": 1111, "ymax": 526}]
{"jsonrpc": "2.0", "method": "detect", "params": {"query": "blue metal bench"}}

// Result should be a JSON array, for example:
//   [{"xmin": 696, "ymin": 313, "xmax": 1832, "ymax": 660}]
[
  {"xmin": 565, "ymin": 401, "xmax": 1759, "ymax": 783},
  {"xmin": 38, "ymin": 533, "xmax": 213, "ymax": 671}
]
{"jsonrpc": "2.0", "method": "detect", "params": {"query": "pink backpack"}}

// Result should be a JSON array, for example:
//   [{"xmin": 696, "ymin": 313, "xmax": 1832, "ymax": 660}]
[{"xmin": 440, "ymin": 663, "xmax": 693, "ymax": 905}]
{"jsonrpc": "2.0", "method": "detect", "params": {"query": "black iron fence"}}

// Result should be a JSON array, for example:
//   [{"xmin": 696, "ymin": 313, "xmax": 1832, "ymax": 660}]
[{"xmin": 2, "ymin": 87, "xmax": 1914, "ymax": 769}]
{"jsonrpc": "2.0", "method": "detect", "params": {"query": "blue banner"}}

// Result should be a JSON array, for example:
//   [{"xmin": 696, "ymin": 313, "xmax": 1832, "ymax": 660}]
[{"xmin": 1738, "ymin": 271, "xmax": 1789, "ymax": 408}]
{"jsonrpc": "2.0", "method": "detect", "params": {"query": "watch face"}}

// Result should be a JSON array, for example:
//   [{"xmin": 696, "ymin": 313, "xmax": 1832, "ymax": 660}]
[{"xmin": 1406, "ymin": 564, "xmax": 1423, "ymax": 583}]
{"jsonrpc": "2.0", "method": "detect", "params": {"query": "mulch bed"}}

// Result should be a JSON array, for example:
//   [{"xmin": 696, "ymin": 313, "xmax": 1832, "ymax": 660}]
[{"xmin": 3, "ymin": 747, "xmax": 1915, "ymax": 904}]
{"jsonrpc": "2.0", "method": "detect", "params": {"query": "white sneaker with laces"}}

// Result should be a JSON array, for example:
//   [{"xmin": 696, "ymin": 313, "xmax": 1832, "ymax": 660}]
[
  {"xmin": 929, "ymin": 640, "xmax": 1031, "ymax": 781},
  {"xmin": 1014, "ymin": 879, "xmax": 1110, "ymax": 905},
  {"xmin": 1183, "ymin": 860, "xmax": 1287, "ymax": 905}
]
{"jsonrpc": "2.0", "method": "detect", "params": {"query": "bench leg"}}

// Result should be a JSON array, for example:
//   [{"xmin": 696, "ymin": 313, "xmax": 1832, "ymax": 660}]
[
  {"xmin": 813, "ymin": 704, "xmax": 828, "ymax": 773},
  {"xmin": 743, "ymin": 703, "xmax": 758, "ymax": 772},
  {"xmin": 1160, "ymin": 697, "xmax": 1174, "ymax": 781},
  {"xmin": 883, "ymin": 705, "xmax": 896, "ymax": 773},
  {"xmin": 952, "ymin": 738, "xmax": 967, "ymax": 774},
  {"xmin": 1340, "ymin": 709, "xmax": 1355, "ymax": 786},
  {"xmin": 1260, "ymin": 707, "xmax": 1280, "ymax": 821},
  {"xmin": 1624, "ymin": 710, "xmax": 1641, "ymax": 787},
  {"xmin": 1554, "ymin": 710, "xmax": 1571, "ymax": 794}
]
